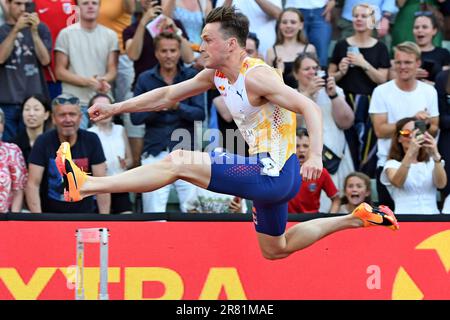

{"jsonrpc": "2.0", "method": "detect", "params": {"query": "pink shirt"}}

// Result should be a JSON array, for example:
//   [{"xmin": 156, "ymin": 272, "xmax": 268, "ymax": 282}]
[{"xmin": 0, "ymin": 142, "xmax": 27, "ymax": 213}]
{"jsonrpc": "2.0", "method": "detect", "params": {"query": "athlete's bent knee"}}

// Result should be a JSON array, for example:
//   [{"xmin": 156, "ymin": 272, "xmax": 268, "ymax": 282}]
[
  {"xmin": 261, "ymin": 248, "xmax": 290, "ymax": 260},
  {"xmin": 164, "ymin": 149, "xmax": 187, "ymax": 177}
]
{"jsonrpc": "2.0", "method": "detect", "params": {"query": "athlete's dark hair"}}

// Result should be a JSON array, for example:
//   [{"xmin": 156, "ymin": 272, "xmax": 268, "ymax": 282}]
[{"xmin": 205, "ymin": 6, "xmax": 249, "ymax": 47}]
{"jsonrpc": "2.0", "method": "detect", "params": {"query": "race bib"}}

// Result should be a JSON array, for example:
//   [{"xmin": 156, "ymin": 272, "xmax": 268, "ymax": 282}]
[{"xmin": 260, "ymin": 157, "xmax": 279, "ymax": 177}]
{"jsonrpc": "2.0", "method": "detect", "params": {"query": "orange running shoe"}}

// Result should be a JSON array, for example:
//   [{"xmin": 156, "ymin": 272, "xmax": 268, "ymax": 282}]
[
  {"xmin": 352, "ymin": 202, "xmax": 399, "ymax": 231},
  {"xmin": 55, "ymin": 142, "xmax": 87, "ymax": 202}
]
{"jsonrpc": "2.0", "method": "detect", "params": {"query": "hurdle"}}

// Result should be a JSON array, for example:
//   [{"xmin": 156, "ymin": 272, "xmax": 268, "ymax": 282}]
[{"xmin": 75, "ymin": 228, "xmax": 109, "ymax": 300}]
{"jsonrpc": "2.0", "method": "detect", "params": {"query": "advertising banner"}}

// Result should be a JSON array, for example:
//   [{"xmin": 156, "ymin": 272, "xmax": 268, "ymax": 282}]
[{"xmin": 0, "ymin": 221, "xmax": 449, "ymax": 300}]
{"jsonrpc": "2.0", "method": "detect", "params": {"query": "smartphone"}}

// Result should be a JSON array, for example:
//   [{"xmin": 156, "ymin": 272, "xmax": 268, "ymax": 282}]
[
  {"xmin": 317, "ymin": 70, "xmax": 328, "ymax": 80},
  {"xmin": 316, "ymin": 70, "xmax": 328, "ymax": 86},
  {"xmin": 421, "ymin": 60, "xmax": 435, "ymax": 74},
  {"xmin": 414, "ymin": 120, "xmax": 427, "ymax": 135},
  {"xmin": 347, "ymin": 46, "xmax": 360, "ymax": 55},
  {"xmin": 347, "ymin": 46, "xmax": 359, "ymax": 68},
  {"xmin": 25, "ymin": 2, "xmax": 36, "ymax": 13}
]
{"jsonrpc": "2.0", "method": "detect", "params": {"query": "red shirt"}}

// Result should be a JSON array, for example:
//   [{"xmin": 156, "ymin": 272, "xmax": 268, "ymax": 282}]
[
  {"xmin": 35, "ymin": 0, "xmax": 76, "ymax": 82},
  {"xmin": 288, "ymin": 168, "xmax": 339, "ymax": 213}
]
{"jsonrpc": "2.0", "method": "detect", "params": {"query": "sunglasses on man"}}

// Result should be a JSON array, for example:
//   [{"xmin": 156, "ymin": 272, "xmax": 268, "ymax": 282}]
[{"xmin": 53, "ymin": 97, "xmax": 80, "ymax": 106}]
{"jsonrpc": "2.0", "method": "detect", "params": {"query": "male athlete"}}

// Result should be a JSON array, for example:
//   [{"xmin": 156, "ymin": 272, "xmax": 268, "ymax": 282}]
[{"xmin": 56, "ymin": 6, "xmax": 398, "ymax": 260}]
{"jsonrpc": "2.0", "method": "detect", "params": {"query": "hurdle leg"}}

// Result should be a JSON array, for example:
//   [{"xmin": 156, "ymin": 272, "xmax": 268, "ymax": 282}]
[
  {"xmin": 99, "ymin": 228, "xmax": 109, "ymax": 300},
  {"xmin": 75, "ymin": 232, "xmax": 85, "ymax": 300}
]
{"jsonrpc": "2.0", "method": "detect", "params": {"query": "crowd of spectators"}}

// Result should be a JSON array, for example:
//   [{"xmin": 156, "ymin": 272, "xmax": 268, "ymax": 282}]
[{"xmin": 1, "ymin": 0, "xmax": 450, "ymax": 215}]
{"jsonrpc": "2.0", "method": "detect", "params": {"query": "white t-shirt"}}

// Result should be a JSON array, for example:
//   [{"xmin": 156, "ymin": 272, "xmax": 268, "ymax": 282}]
[
  {"xmin": 215, "ymin": 0, "xmax": 282, "ymax": 59},
  {"xmin": 88, "ymin": 124, "xmax": 126, "ymax": 176},
  {"xmin": 55, "ymin": 23, "xmax": 119, "ymax": 105},
  {"xmin": 368, "ymin": 80, "xmax": 439, "ymax": 167},
  {"xmin": 285, "ymin": 0, "xmax": 327, "ymax": 9},
  {"xmin": 381, "ymin": 159, "xmax": 440, "ymax": 214}
]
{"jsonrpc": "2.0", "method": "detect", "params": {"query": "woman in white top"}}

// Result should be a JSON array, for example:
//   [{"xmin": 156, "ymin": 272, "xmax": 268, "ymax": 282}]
[
  {"xmin": 88, "ymin": 94, "xmax": 133, "ymax": 213},
  {"xmin": 381, "ymin": 117, "xmax": 447, "ymax": 214},
  {"xmin": 293, "ymin": 52, "xmax": 355, "ymax": 212}
]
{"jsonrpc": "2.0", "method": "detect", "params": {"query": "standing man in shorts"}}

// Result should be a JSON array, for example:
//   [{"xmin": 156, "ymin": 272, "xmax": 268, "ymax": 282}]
[{"xmin": 56, "ymin": 6, "xmax": 399, "ymax": 260}]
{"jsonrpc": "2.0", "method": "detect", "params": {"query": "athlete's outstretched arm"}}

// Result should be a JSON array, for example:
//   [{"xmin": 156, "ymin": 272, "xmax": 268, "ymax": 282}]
[
  {"xmin": 89, "ymin": 68, "xmax": 215, "ymax": 122},
  {"xmin": 245, "ymin": 66, "xmax": 323, "ymax": 181}
]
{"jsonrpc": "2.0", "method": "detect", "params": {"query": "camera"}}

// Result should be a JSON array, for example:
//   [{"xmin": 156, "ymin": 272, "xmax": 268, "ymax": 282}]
[{"xmin": 414, "ymin": 120, "xmax": 427, "ymax": 136}]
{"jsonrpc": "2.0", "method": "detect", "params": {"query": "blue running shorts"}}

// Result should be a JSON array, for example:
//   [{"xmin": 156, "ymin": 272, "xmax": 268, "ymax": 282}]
[{"xmin": 207, "ymin": 151, "xmax": 301, "ymax": 236}]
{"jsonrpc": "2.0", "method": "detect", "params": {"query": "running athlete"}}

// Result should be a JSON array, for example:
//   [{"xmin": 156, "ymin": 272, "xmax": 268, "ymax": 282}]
[{"xmin": 55, "ymin": 6, "xmax": 399, "ymax": 260}]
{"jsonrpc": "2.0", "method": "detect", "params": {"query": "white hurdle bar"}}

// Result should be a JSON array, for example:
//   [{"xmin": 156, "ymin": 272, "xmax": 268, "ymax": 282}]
[{"xmin": 75, "ymin": 228, "xmax": 109, "ymax": 300}]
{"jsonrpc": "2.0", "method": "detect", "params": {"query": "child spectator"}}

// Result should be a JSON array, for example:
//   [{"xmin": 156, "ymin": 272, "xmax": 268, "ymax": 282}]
[
  {"xmin": 288, "ymin": 128, "xmax": 341, "ymax": 213},
  {"xmin": 339, "ymin": 172, "xmax": 372, "ymax": 213}
]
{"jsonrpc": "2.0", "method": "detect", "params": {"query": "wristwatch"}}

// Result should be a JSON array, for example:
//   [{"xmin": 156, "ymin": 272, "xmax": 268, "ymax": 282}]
[{"xmin": 328, "ymin": 93, "xmax": 338, "ymax": 100}]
